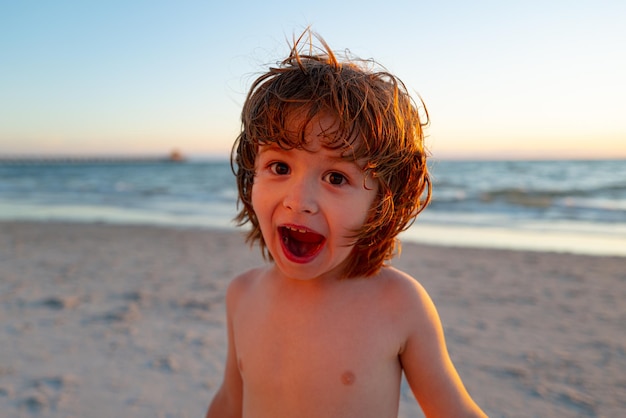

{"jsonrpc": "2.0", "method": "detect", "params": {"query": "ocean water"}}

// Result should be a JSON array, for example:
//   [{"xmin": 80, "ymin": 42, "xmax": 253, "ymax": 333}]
[{"xmin": 1, "ymin": 159, "xmax": 625, "ymax": 256}]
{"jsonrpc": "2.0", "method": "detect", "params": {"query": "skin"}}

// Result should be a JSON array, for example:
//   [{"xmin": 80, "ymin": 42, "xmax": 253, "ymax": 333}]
[{"xmin": 207, "ymin": 114, "xmax": 487, "ymax": 418}]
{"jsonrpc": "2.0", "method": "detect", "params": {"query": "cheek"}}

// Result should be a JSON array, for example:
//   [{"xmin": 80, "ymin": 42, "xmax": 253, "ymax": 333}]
[
  {"xmin": 340, "ymin": 193, "xmax": 379, "ymax": 235},
  {"xmin": 250, "ymin": 184, "xmax": 262, "ymax": 216},
  {"xmin": 250, "ymin": 181, "xmax": 272, "ymax": 223}
]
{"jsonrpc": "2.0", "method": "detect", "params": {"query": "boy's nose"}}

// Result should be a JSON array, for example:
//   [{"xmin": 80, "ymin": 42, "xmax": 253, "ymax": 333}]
[{"xmin": 282, "ymin": 179, "xmax": 319, "ymax": 214}]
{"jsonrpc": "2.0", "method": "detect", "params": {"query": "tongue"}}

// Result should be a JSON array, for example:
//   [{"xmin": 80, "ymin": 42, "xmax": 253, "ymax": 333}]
[{"xmin": 284, "ymin": 229, "xmax": 324, "ymax": 257}]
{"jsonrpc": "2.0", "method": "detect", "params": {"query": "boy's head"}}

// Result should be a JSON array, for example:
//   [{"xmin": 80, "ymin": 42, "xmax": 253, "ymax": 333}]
[{"xmin": 233, "ymin": 30, "xmax": 431, "ymax": 278}]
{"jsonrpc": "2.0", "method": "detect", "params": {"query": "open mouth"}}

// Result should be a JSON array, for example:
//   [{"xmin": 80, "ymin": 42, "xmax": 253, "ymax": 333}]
[{"xmin": 279, "ymin": 226, "xmax": 326, "ymax": 261}]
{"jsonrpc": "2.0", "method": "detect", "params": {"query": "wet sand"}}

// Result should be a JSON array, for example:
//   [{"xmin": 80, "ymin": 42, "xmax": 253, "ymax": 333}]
[{"xmin": 0, "ymin": 221, "xmax": 624, "ymax": 417}]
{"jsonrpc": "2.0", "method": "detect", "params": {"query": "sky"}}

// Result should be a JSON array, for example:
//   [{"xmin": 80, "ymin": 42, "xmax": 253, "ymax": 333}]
[{"xmin": 1, "ymin": 0, "xmax": 625, "ymax": 160}]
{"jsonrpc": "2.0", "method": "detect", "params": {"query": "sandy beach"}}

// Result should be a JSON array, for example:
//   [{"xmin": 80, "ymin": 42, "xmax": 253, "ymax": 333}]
[{"xmin": 0, "ymin": 221, "xmax": 624, "ymax": 417}]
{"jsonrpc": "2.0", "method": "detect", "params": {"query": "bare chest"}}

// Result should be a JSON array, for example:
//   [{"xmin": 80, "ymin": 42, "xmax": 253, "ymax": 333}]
[{"xmin": 232, "ymin": 281, "xmax": 404, "ymax": 416}]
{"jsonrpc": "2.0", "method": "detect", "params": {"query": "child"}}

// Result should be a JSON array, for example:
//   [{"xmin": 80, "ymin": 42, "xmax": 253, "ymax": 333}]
[{"xmin": 207, "ymin": 30, "xmax": 486, "ymax": 418}]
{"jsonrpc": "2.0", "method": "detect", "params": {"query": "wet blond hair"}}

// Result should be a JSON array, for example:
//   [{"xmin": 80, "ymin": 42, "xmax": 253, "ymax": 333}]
[{"xmin": 233, "ymin": 30, "xmax": 431, "ymax": 278}]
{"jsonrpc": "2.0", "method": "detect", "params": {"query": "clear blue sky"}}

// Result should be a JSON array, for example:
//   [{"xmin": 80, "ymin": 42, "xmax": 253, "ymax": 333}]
[{"xmin": 1, "ymin": 0, "xmax": 625, "ymax": 159}]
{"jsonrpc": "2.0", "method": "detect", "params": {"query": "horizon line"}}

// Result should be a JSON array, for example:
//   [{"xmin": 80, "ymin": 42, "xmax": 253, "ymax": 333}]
[{"xmin": 1, "ymin": 151, "xmax": 625, "ymax": 163}]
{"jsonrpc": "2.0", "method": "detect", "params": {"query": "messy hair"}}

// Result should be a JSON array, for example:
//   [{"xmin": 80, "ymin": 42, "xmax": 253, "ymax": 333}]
[{"xmin": 232, "ymin": 29, "xmax": 432, "ymax": 278}]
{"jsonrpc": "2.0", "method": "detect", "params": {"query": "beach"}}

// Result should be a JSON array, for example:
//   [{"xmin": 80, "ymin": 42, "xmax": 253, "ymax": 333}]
[{"xmin": 0, "ymin": 221, "xmax": 624, "ymax": 417}]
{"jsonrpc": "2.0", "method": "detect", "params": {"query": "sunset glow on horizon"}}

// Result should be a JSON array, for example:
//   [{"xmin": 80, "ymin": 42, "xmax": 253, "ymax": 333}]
[{"xmin": 1, "ymin": 1, "xmax": 624, "ymax": 160}]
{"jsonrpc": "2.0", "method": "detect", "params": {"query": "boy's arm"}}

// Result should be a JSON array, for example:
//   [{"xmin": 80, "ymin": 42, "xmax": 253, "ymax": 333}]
[
  {"xmin": 206, "ymin": 277, "xmax": 245, "ymax": 418},
  {"xmin": 399, "ymin": 278, "xmax": 487, "ymax": 418}
]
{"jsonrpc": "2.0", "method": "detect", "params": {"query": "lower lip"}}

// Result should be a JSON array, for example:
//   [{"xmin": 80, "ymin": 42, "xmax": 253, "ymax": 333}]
[{"xmin": 279, "ymin": 234, "xmax": 325, "ymax": 264}]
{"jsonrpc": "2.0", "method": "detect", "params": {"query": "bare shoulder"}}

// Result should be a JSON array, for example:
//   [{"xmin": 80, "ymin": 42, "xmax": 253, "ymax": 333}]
[
  {"xmin": 228, "ymin": 267, "xmax": 263, "ymax": 292},
  {"xmin": 374, "ymin": 267, "xmax": 441, "ymax": 345},
  {"xmin": 375, "ymin": 266, "xmax": 432, "ymax": 310},
  {"xmin": 225, "ymin": 266, "xmax": 266, "ymax": 309},
  {"xmin": 382, "ymin": 269, "xmax": 488, "ymax": 416}
]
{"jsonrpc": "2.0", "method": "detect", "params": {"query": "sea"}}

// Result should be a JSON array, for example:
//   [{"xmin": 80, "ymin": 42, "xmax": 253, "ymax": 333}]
[{"xmin": 1, "ymin": 158, "xmax": 625, "ymax": 257}]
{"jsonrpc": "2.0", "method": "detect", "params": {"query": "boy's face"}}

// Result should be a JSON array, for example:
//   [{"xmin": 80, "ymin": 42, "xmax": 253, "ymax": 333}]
[{"xmin": 251, "ymin": 113, "xmax": 378, "ymax": 281}]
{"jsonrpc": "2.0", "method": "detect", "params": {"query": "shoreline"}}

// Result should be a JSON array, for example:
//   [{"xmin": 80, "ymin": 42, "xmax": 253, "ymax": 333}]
[
  {"xmin": 402, "ymin": 223, "xmax": 626, "ymax": 257},
  {"xmin": 1, "ymin": 214, "xmax": 625, "ymax": 258},
  {"xmin": 1, "ymin": 221, "xmax": 624, "ymax": 417}
]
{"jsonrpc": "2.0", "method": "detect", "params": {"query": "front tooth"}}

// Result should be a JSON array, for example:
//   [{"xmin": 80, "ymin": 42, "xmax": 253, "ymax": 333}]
[{"xmin": 298, "ymin": 229, "xmax": 306, "ymax": 233}]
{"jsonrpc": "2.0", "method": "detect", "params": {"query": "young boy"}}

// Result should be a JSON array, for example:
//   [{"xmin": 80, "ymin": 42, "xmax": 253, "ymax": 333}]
[{"xmin": 207, "ymin": 31, "xmax": 486, "ymax": 418}]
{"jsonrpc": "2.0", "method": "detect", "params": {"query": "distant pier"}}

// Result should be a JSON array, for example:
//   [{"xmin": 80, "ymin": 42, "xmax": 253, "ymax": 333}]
[{"xmin": 0, "ymin": 150, "xmax": 186, "ymax": 165}]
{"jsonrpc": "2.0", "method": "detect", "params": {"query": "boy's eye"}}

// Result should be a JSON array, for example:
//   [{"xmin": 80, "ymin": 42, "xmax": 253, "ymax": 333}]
[
  {"xmin": 324, "ymin": 172, "xmax": 347, "ymax": 185},
  {"xmin": 269, "ymin": 162, "xmax": 290, "ymax": 175}
]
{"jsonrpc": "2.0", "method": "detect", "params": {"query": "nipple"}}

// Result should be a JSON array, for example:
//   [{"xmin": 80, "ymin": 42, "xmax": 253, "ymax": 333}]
[{"xmin": 340, "ymin": 371, "xmax": 356, "ymax": 386}]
